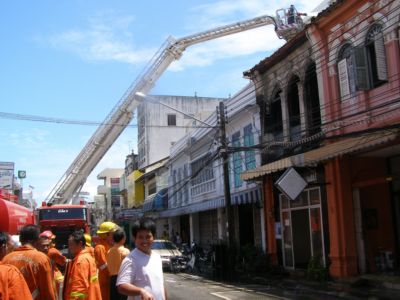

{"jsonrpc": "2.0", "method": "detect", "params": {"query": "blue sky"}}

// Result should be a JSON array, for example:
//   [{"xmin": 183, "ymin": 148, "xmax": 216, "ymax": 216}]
[{"xmin": 0, "ymin": 0, "xmax": 323, "ymax": 203}]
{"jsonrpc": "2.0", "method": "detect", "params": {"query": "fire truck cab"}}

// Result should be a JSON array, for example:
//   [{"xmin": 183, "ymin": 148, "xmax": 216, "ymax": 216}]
[{"xmin": 37, "ymin": 202, "xmax": 90, "ymax": 255}]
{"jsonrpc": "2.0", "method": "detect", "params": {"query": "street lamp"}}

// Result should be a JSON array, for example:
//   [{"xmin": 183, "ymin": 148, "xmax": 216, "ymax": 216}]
[{"xmin": 134, "ymin": 92, "xmax": 215, "ymax": 128}]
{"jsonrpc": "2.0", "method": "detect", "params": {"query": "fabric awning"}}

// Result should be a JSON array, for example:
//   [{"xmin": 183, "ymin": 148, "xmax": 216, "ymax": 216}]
[
  {"xmin": 241, "ymin": 130, "xmax": 398, "ymax": 181},
  {"xmin": 159, "ymin": 198, "xmax": 225, "ymax": 218},
  {"xmin": 142, "ymin": 193, "xmax": 157, "ymax": 212},
  {"xmin": 231, "ymin": 187, "xmax": 262, "ymax": 205},
  {"xmin": 142, "ymin": 188, "xmax": 168, "ymax": 212}
]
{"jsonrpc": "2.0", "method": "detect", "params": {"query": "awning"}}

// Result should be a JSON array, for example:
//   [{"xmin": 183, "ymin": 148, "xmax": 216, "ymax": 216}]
[
  {"xmin": 241, "ymin": 130, "xmax": 399, "ymax": 181},
  {"xmin": 142, "ymin": 188, "xmax": 168, "ymax": 212},
  {"xmin": 136, "ymin": 158, "xmax": 169, "ymax": 183},
  {"xmin": 231, "ymin": 187, "xmax": 262, "ymax": 205},
  {"xmin": 142, "ymin": 193, "xmax": 157, "ymax": 212},
  {"xmin": 159, "ymin": 198, "xmax": 225, "ymax": 218}
]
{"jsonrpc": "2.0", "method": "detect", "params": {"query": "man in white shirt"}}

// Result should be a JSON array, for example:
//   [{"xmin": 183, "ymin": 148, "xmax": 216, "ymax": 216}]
[{"xmin": 117, "ymin": 218, "xmax": 167, "ymax": 300}]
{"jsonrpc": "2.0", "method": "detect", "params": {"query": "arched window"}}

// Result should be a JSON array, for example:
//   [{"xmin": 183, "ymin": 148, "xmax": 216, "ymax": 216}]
[
  {"xmin": 304, "ymin": 62, "xmax": 321, "ymax": 136},
  {"xmin": 287, "ymin": 76, "xmax": 301, "ymax": 141},
  {"xmin": 337, "ymin": 24, "xmax": 387, "ymax": 100},
  {"xmin": 366, "ymin": 23, "xmax": 387, "ymax": 86},
  {"xmin": 266, "ymin": 89, "xmax": 283, "ymax": 139}
]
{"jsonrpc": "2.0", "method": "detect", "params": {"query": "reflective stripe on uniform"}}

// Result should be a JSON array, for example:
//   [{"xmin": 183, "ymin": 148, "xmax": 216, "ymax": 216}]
[
  {"xmin": 71, "ymin": 291, "xmax": 88, "ymax": 298},
  {"xmin": 32, "ymin": 288, "xmax": 40, "ymax": 299},
  {"xmin": 98, "ymin": 263, "xmax": 107, "ymax": 270},
  {"xmin": 90, "ymin": 275, "xmax": 98, "ymax": 282}
]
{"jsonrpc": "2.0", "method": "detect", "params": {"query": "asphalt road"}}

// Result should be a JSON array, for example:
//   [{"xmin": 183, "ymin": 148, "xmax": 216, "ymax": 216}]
[
  {"xmin": 164, "ymin": 272, "xmax": 400, "ymax": 300},
  {"xmin": 165, "ymin": 272, "xmax": 287, "ymax": 300}
]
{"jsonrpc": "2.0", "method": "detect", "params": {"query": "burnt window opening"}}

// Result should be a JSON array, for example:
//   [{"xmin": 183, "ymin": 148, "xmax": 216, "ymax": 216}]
[
  {"xmin": 304, "ymin": 62, "xmax": 321, "ymax": 136},
  {"xmin": 287, "ymin": 77, "xmax": 301, "ymax": 141},
  {"xmin": 266, "ymin": 90, "xmax": 283, "ymax": 139}
]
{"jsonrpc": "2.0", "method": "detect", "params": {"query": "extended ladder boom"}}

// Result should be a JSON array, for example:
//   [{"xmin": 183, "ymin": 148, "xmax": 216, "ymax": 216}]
[{"xmin": 46, "ymin": 13, "xmax": 278, "ymax": 204}]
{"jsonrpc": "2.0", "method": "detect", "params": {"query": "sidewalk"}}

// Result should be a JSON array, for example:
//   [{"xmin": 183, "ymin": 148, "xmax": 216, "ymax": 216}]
[{"xmin": 233, "ymin": 272, "xmax": 400, "ymax": 299}]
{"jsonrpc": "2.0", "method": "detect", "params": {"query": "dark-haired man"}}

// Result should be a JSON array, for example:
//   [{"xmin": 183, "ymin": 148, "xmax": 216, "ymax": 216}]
[
  {"xmin": 63, "ymin": 230, "xmax": 101, "ymax": 300},
  {"xmin": 0, "ymin": 231, "xmax": 13, "ymax": 260},
  {"xmin": 2, "ymin": 224, "xmax": 56, "ymax": 299},
  {"xmin": 107, "ymin": 228, "xmax": 130, "ymax": 300},
  {"xmin": 117, "ymin": 217, "xmax": 167, "ymax": 300},
  {"xmin": 0, "ymin": 231, "xmax": 32, "ymax": 299}
]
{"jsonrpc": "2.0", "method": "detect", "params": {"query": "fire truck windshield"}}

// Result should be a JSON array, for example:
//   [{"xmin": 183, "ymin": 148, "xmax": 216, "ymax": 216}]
[{"xmin": 39, "ymin": 207, "xmax": 87, "ymax": 221}]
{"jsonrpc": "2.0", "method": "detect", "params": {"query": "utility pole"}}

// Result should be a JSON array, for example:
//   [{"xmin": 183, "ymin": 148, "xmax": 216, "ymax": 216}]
[{"xmin": 218, "ymin": 102, "xmax": 235, "ymax": 279}]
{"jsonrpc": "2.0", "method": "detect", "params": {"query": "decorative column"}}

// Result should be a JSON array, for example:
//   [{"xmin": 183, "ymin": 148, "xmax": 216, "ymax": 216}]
[
  {"xmin": 279, "ymin": 92, "xmax": 290, "ymax": 142},
  {"xmin": 324, "ymin": 156, "xmax": 358, "ymax": 277},
  {"xmin": 296, "ymin": 81, "xmax": 307, "ymax": 136}
]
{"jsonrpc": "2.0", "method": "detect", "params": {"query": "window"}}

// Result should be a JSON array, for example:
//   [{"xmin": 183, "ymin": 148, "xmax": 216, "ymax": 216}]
[
  {"xmin": 366, "ymin": 24, "xmax": 387, "ymax": 87},
  {"xmin": 167, "ymin": 114, "xmax": 176, "ymax": 126},
  {"xmin": 191, "ymin": 154, "xmax": 214, "ymax": 186},
  {"xmin": 244, "ymin": 124, "xmax": 256, "ymax": 170},
  {"xmin": 266, "ymin": 90, "xmax": 283, "ymax": 138},
  {"xmin": 337, "ymin": 25, "xmax": 387, "ymax": 99},
  {"xmin": 232, "ymin": 132, "xmax": 242, "ymax": 188},
  {"xmin": 287, "ymin": 77, "xmax": 301, "ymax": 141},
  {"xmin": 148, "ymin": 182, "xmax": 157, "ymax": 195}
]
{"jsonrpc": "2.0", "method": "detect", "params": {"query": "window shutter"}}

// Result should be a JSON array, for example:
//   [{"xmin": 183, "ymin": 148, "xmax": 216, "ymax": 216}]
[
  {"xmin": 338, "ymin": 58, "xmax": 350, "ymax": 98},
  {"xmin": 352, "ymin": 47, "xmax": 370, "ymax": 90},
  {"xmin": 374, "ymin": 34, "xmax": 388, "ymax": 81}
]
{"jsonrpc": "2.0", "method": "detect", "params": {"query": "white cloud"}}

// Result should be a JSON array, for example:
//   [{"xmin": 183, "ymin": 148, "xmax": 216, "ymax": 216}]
[
  {"xmin": 170, "ymin": 26, "xmax": 284, "ymax": 71},
  {"xmin": 187, "ymin": 0, "xmax": 326, "ymax": 31},
  {"xmin": 43, "ymin": 1, "xmax": 324, "ymax": 71},
  {"xmin": 168, "ymin": 0, "xmax": 326, "ymax": 71},
  {"xmin": 6, "ymin": 128, "xmax": 50, "ymax": 149},
  {"xmin": 47, "ymin": 12, "xmax": 155, "ymax": 65}
]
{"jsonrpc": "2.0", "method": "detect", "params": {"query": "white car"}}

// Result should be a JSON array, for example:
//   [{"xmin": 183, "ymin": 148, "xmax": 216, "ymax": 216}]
[{"xmin": 151, "ymin": 240, "xmax": 183, "ymax": 271}]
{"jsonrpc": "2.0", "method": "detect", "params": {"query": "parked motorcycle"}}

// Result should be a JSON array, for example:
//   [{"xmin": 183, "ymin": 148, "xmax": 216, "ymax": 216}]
[
  {"xmin": 170, "ymin": 254, "xmax": 189, "ymax": 273},
  {"xmin": 185, "ymin": 242, "xmax": 215, "ymax": 275}
]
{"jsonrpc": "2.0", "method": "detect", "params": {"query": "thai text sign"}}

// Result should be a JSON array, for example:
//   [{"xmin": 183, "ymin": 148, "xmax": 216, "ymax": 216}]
[{"xmin": 0, "ymin": 162, "xmax": 14, "ymax": 190}]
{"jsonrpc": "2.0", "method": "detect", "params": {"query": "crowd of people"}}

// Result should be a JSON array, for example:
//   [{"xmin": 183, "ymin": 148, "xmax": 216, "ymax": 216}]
[{"xmin": 0, "ymin": 217, "xmax": 167, "ymax": 300}]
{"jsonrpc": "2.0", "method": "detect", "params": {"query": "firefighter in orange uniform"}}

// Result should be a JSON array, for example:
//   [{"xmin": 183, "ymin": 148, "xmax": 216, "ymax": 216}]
[
  {"xmin": 2, "ymin": 225, "xmax": 56, "ymax": 300},
  {"xmin": 94, "ymin": 221, "xmax": 117, "ymax": 300},
  {"xmin": 63, "ymin": 230, "xmax": 101, "ymax": 300},
  {"xmin": 0, "ymin": 231, "xmax": 32, "ymax": 299},
  {"xmin": 39, "ymin": 230, "xmax": 67, "ymax": 299}
]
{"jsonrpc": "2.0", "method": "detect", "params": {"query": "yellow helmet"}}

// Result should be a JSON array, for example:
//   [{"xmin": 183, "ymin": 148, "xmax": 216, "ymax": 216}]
[
  {"xmin": 97, "ymin": 221, "xmax": 117, "ymax": 235},
  {"xmin": 84, "ymin": 234, "xmax": 92, "ymax": 247}
]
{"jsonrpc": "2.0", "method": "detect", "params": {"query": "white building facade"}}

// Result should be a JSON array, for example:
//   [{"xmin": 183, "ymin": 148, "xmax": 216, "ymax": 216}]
[
  {"xmin": 137, "ymin": 95, "xmax": 224, "ymax": 169},
  {"xmin": 163, "ymin": 83, "xmax": 264, "ymax": 250}
]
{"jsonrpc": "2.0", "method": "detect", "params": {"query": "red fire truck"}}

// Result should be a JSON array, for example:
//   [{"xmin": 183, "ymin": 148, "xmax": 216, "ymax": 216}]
[
  {"xmin": 37, "ymin": 202, "xmax": 90, "ymax": 254},
  {"xmin": 0, "ymin": 189, "xmax": 35, "ymax": 235}
]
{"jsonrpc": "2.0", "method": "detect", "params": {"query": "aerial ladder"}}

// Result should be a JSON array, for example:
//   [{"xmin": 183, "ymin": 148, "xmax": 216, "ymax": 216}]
[{"xmin": 45, "ymin": 7, "xmax": 306, "ymax": 204}]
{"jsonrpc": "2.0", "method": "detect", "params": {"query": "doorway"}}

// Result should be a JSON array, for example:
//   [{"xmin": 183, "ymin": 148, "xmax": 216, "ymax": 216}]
[
  {"xmin": 280, "ymin": 187, "xmax": 325, "ymax": 269},
  {"xmin": 292, "ymin": 209, "xmax": 311, "ymax": 268},
  {"xmin": 238, "ymin": 204, "xmax": 255, "ymax": 246}
]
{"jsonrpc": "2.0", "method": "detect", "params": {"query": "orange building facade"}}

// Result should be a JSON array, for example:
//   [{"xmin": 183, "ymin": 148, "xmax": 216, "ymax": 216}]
[{"xmin": 243, "ymin": 0, "xmax": 400, "ymax": 278}]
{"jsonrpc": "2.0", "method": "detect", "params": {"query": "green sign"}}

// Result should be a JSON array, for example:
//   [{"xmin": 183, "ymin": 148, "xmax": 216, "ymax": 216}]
[{"xmin": 18, "ymin": 170, "xmax": 26, "ymax": 179}]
